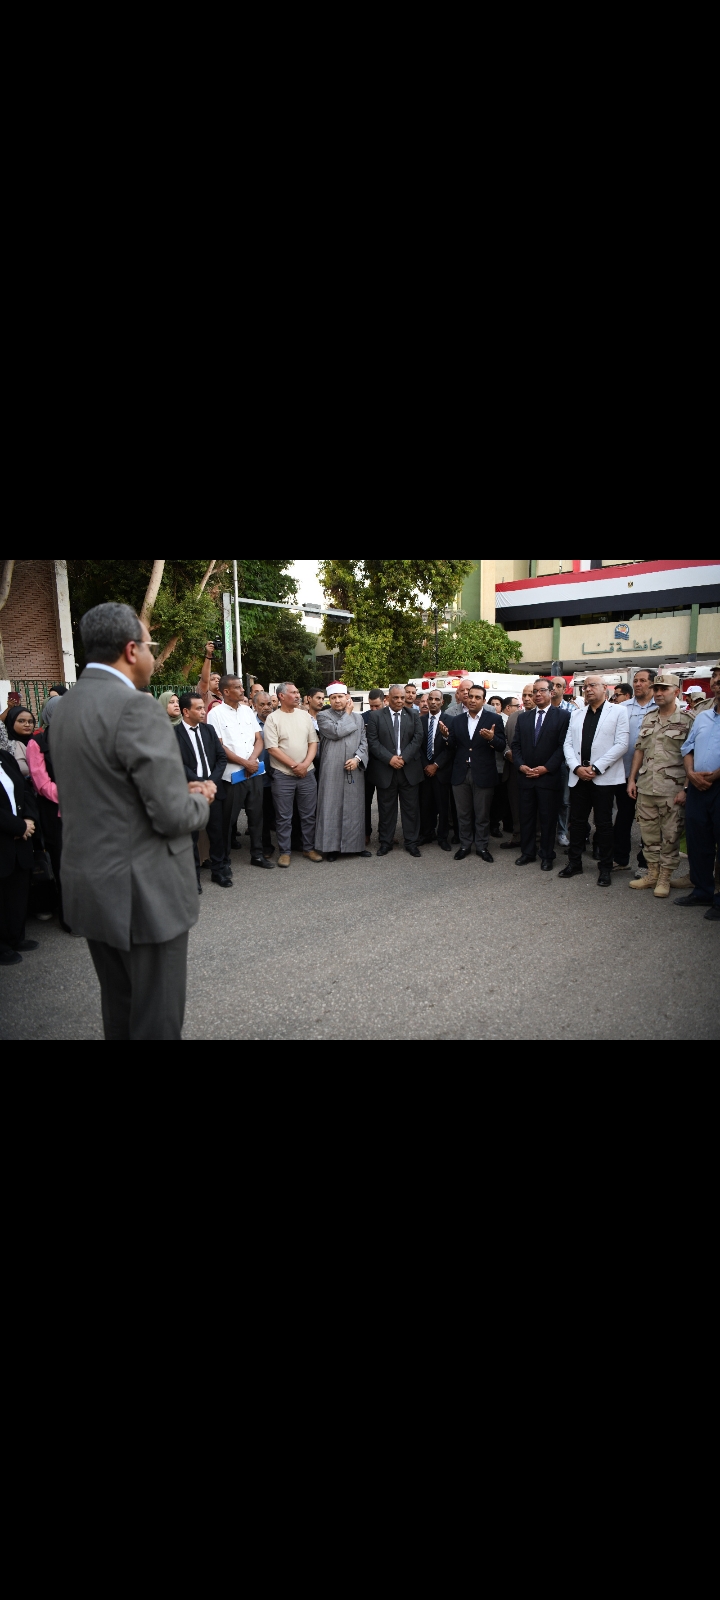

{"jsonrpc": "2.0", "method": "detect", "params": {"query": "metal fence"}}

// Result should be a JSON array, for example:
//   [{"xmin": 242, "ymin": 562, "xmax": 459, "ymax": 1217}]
[{"xmin": 11, "ymin": 679, "xmax": 193, "ymax": 718}]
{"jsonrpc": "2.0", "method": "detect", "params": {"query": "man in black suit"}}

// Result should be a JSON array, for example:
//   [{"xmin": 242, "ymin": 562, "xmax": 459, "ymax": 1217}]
[
  {"xmin": 444, "ymin": 685, "xmax": 505, "ymax": 861},
  {"xmin": 366, "ymin": 684, "xmax": 425, "ymax": 856},
  {"xmin": 362, "ymin": 689, "xmax": 385, "ymax": 844},
  {"xmin": 419, "ymin": 688, "xmax": 454, "ymax": 849},
  {"xmin": 176, "ymin": 693, "xmax": 228, "ymax": 888},
  {"xmin": 511, "ymin": 678, "xmax": 570, "ymax": 870},
  {"xmin": 0, "ymin": 744, "xmax": 40, "ymax": 965}
]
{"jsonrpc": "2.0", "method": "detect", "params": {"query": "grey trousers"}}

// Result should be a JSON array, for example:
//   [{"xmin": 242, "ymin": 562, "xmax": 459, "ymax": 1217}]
[
  {"xmin": 272, "ymin": 771, "xmax": 317, "ymax": 852},
  {"xmin": 453, "ymin": 773, "xmax": 494, "ymax": 849},
  {"xmin": 87, "ymin": 931, "xmax": 189, "ymax": 1040}
]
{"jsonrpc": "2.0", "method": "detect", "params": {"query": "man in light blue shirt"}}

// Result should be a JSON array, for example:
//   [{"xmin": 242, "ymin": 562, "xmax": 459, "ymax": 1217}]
[{"xmin": 676, "ymin": 667, "xmax": 720, "ymax": 917}]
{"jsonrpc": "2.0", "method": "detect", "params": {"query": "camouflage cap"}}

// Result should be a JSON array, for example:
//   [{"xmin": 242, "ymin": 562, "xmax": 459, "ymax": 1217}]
[{"xmin": 654, "ymin": 672, "xmax": 681, "ymax": 688}]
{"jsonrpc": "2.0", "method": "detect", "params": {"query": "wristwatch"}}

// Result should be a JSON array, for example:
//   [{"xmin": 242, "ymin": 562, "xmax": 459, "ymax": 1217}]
[{"xmin": 591, "ymin": 765, "xmax": 600, "ymax": 775}]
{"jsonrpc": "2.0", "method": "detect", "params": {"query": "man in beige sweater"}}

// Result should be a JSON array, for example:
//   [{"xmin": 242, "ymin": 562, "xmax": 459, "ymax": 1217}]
[{"xmin": 262, "ymin": 682, "xmax": 322, "ymax": 866}]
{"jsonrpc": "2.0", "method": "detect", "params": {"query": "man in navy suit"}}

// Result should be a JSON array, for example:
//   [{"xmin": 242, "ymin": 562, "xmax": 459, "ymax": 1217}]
[
  {"xmin": 511, "ymin": 678, "xmax": 570, "ymax": 870},
  {"xmin": 176, "ymin": 692, "xmax": 230, "ymax": 888},
  {"xmin": 444, "ymin": 685, "xmax": 506, "ymax": 861},
  {"xmin": 419, "ymin": 687, "xmax": 454, "ymax": 848},
  {"xmin": 362, "ymin": 689, "xmax": 385, "ymax": 843}
]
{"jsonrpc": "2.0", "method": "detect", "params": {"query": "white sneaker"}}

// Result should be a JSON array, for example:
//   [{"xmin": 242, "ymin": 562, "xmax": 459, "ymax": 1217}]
[{"xmin": 557, "ymin": 833, "xmax": 570, "ymax": 847}]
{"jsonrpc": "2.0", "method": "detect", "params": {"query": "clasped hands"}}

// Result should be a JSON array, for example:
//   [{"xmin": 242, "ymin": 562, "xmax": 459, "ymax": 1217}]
[
  {"xmin": 188, "ymin": 780, "xmax": 217, "ymax": 801},
  {"xmin": 520, "ymin": 764, "xmax": 549, "ymax": 779},
  {"xmin": 688, "ymin": 768, "xmax": 717, "ymax": 792}
]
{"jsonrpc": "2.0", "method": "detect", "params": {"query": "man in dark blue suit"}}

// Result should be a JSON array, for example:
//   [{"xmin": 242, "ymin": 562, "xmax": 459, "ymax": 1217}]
[
  {"xmin": 444, "ymin": 685, "xmax": 506, "ymax": 861},
  {"xmin": 419, "ymin": 687, "xmax": 454, "ymax": 848},
  {"xmin": 511, "ymin": 678, "xmax": 570, "ymax": 870},
  {"xmin": 176, "ymin": 692, "xmax": 229, "ymax": 888},
  {"xmin": 362, "ymin": 689, "xmax": 385, "ymax": 844}
]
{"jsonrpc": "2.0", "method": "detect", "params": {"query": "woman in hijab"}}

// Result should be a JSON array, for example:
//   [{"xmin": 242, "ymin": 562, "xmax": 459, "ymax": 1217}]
[
  {"xmin": 26, "ymin": 697, "xmax": 69, "ymax": 930},
  {"xmin": 158, "ymin": 690, "xmax": 182, "ymax": 724},
  {"xmin": 5, "ymin": 706, "xmax": 36, "ymax": 777}
]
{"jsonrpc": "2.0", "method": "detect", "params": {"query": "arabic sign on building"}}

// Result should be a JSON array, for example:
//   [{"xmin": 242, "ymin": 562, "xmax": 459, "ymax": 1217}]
[{"xmin": 582, "ymin": 636, "xmax": 662, "ymax": 656}]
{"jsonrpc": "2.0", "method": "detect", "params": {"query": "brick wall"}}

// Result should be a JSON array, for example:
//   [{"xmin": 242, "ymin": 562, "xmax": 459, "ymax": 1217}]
[{"xmin": 2, "ymin": 560, "xmax": 63, "ymax": 680}]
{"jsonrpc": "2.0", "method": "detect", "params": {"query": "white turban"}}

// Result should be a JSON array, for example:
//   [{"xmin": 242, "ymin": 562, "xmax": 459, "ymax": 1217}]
[{"xmin": 327, "ymin": 682, "xmax": 348, "ymax": 694}]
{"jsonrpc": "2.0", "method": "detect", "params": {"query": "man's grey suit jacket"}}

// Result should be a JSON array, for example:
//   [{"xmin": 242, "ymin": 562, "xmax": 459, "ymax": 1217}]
[{"xmin": 50, "ymin": 669, "xmax": 209, "ymax": 950}]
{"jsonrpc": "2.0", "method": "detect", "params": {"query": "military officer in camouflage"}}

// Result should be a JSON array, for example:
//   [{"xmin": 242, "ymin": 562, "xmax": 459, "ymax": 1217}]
[{"xmin": 627, "ymin": 672, "xmax": 692, "ymax": 898}]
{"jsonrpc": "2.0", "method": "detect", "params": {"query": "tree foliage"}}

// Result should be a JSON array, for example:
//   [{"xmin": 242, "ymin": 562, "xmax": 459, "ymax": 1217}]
[
  {"xmin": 66, "ymin": 560, "xmax": 299, "ymax": 679},
  {"xmin": 241, "ymin": 610, "xmax": 319, "ymax": 694},
  {"xmin": 426, "ymin": 618, "xmax": 523, "ymax": 673},
  {"xmin": 318, "ymin": 560, "xmax": 476, "ymax": 686}
]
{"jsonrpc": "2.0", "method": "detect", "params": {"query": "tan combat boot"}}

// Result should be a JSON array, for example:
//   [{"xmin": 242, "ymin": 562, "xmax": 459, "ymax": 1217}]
[
  {"xmin": 670, "ymin": 872, "xmax": 693, "ymax": 889},
  {"xmin": 654, "ymin": 866, "xmax": 673, "ymax": 898},
  {"xmin": 629, "ymin": 863, "xmax": 660, "ymax": 890}
]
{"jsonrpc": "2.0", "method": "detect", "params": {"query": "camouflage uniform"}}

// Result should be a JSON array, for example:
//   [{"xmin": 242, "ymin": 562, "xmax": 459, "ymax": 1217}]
[{"xmin": 634, "ymin": 706, "xmax": 692, "ymax": 871}]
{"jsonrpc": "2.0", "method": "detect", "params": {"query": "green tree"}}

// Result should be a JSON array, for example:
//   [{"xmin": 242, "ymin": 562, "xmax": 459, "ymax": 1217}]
[
  {"xmin": 318, "ymin": 560, "xmax": 475, "ymax": 686},
  {"xmin": 242, "ymin": 609, "xmax": 319, "ymax": 695},
  {"xmin": 66, "ymin": 560, "xmax": 299, "ymax": 680},
  {"xmin": 427, "ymin": 617, "xmax": 523, "ymax": 673}
]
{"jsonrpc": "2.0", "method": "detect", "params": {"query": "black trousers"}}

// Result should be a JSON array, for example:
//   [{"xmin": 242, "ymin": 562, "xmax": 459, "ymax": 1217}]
[
  {"xmin": 568, "ymin": 782, "xmax": 614, "ymax": 869},
  {"xmin": 364, "ymin": 778, "xmax": 376, "ymax": 839},
  {"xmin": 262, "ymin": 785, "xmax": 276, "ymax": 850},
  {"xmin": 377, "ymin": 773, "xmax": 420, "ymax": 845},
  {"xmin": 420, "ymin": 774, "xmax": 451, "ymax": 841},
  {"xmin": 685, "ymin": 780, "xmax": 720, "ymax": 905},
  {"xmin": 519, "ymin": 784, "xmax": 561, "ymax": 861},
  {"xmin": 613, "ymin": 782, "xmax": 636, "ymax": 866},
  {"xmin": 221, "ymin": 777, "xmax": 263, "ymax": 865},
  {"xmin": 87, "ymin": 931, "xmax": 189, "ymax": 1040},
  {"xmin": 193, "ymin": 794, "xmax": 224, "ymax": 878},
  {"xmin": 37, "ymin": 797, "xmax": 65, "ymax": 924},
  {"xmin": 0, "ymin": 861, "xmax": 31, "ymax": 949}
]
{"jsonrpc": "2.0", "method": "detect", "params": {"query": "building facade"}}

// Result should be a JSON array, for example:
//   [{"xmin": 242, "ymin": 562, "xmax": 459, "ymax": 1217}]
[
  {"xmin": 460, "ymin": 559, "xmax": 720, "ymax": 677},
  {"xmin": 1, "ymin": 560, "xmax": 75, "ymax": 689}
]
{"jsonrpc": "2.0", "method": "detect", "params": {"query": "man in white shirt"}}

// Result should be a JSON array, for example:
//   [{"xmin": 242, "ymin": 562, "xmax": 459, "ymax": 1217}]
[
  {"xmin": 419, "ymin": 688, "xmax": 453, "ymax": 847},
  {"xmin": 207, "ymin": 675, "xmax": 274, "ymax": 873}
]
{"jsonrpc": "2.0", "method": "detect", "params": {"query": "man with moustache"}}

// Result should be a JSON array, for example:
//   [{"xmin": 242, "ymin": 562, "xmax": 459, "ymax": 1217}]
[
  {"xmin": 511, "ymin": 679, "xmax": 570, "ymax": 870},
  {"xmin": 418, "ymin": 688, "xmax": 453, "ymax": 849}
]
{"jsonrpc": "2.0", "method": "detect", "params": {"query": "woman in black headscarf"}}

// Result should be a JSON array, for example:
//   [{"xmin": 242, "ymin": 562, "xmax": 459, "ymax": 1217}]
[{"xmin": 5, "ymin": 706, "xmax": 36, "ymax": 777}]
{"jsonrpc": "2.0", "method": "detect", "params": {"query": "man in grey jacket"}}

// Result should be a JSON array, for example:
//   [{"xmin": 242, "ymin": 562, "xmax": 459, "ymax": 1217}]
[{"xmin": 50, "ymin": 603, "xmax": 213, "ymax": 1039}]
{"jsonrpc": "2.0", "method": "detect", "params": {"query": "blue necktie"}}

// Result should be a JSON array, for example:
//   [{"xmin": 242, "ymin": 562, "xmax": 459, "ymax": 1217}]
[
  {"xmin": 534, "ymin": 711, "xmax": 545, "ymax": 744},
  {"xmin": 427, "ymin": 716, "xmax": 435, "ymax": 760}
]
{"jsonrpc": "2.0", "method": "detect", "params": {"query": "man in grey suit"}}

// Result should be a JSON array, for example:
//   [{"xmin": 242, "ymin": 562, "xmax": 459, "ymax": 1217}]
[
  {"xmin": 50, "ymin": 603, "xmax": 214, "ymax": 1039},
  {"xmin": 366, "ymin": 684, "xmax": 425, "ymax": 856}
]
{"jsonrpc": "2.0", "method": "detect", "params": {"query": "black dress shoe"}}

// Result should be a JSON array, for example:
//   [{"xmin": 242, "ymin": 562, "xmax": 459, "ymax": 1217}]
[
  {"xmin": 0, "ymin": 946, "xmax": 22, "ymax": 965},
  {"xmin": 558, "ymin": 864, "xmax": 583, "ymax": 878},
  {"xmin": 358, "ymin": 850, "xmax": 372, "ymax": 857},
  {"xmin": 377, "ymin": 844, "xmax": 392, "ymax": 856},
  {"xmin": 251, "ymin": 855, "xmax": 275, "ymax": 868},
  {"xmin": 454, "ymin": 847, "xmax": 471, "ymax": 860},
  {"xmin": 438, "ymin": 839, "xmax": 451, "ymax": 851},
  {"xmin": 674, "ymin": 894, "xmax": 713, "ymax": 907},
  {"xmin": 540, "ymin": 860, "xmax": 553, "ymax": 872},
  {"xmin": 597, "ymin": 871, "xmax": 611, "ymax": 887},
  {"xmin": 477, "ymin": 849, "xmax": 494, "ymax": 862},
  {"xmin": 14, "ymin": 939, "xmax": 39, "ymax": 951},
  {"xmin": 515, "ymin": 855, "xmax": 535, "ymax": 866},
  {"xmin": 324, "ymin": 852, "xmax": 339, "ymax": 861},
  {"xmin": 704, "ymin": 906, "xmax": 720, "ymax": 920},
  {"xmin": 405, "ymin": 844, "xmax": 421, "ymax": 857},
  {"xmin": 490, "ymin": 827, "xmax": 502, "ymax": 838},
  {"xmin": 211, "ymin": 872, "xmax": 232, "ymax": 887}
]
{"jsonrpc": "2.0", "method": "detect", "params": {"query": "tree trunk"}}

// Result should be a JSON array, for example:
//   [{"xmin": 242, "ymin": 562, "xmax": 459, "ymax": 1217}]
[
  {"xmin": 197, "ymin": 560, "xmax": 217, "ymax": 597},
  {"xmin": 140, "ymin": 560, "xmax": 166, "ymax": 624},
  {"xmin": 0, "ymin": 559, "xmax": 15, "ymax": 678},
  {"xmin": 155, "ymin": 635, "xmax": 179, "ymax": 671}
]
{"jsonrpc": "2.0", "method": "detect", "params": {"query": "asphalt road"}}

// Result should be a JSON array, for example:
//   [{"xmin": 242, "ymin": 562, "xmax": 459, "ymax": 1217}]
[{"xmin": 1, "ymin": 809, "xmax": 717, "ymax": 1040}]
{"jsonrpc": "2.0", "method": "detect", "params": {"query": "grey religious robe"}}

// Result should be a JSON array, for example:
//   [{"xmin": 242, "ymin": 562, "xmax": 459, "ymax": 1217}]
[{"xmin": 315, "ymin": 709, "xmax": 369, "ymax": 853}]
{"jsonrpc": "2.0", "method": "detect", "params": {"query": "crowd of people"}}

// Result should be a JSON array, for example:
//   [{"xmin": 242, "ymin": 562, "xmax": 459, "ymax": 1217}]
[{"xmin": 1, "ymin": 601, "xmax": 718, "ymax": 1035}]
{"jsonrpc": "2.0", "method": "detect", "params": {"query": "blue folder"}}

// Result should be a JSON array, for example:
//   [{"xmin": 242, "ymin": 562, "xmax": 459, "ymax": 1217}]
[{"xmin": 231, "ymin": 759, "xmax": 265, "ymax": 784}]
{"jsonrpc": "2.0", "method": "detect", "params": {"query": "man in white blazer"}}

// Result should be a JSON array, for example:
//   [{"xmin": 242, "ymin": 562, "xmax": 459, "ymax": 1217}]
[{"xmin": 558, "ymin": 674, "xmax": 630, "ymax": 887}]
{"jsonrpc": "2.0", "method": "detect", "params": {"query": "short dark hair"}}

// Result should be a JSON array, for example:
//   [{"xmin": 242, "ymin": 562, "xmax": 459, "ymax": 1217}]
[
  {"xmin": 81, "ymin": 602, "xmax": 142, "ymax": 664},
  {"xmin": 468, "ymin": 684, "xmax": 486, "ymax": 695},
  {"xmin": 307, "ymin": 687, "xmax": 325, "ymax": 698},
  {"xmin": 534, "ymin": 679, "xmax": 551, "ymax": 690},
  {"xmin": 501, "ymin": 697, "xmax": 515, "ymax": 710},
  {"xmin": 368, "ymin": 689, "xmax": 384, "ymax": 701},
  {"xmin": 488, "ymin": 695, "xmax": 502, "ymax": 704},
  {"xmin": 615, "ymin": 684, "xmax": 632, "ymax": 698},
  {"xmin": 178, "ymin": 692, "xmax": 203, "ymax": 712},
  {"xmin": 634, "ymin": 668, "xmax": 656, "ymax": 682},
  {"xmin": 218, "ymin": 674, "xmax": 240, "ymax": 693}
]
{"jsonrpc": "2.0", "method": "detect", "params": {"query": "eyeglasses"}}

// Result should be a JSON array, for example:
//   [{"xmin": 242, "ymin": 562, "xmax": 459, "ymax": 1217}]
[{"xmin": 135, "ymin": 638, "xmax": 162, "ymax": 656}]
